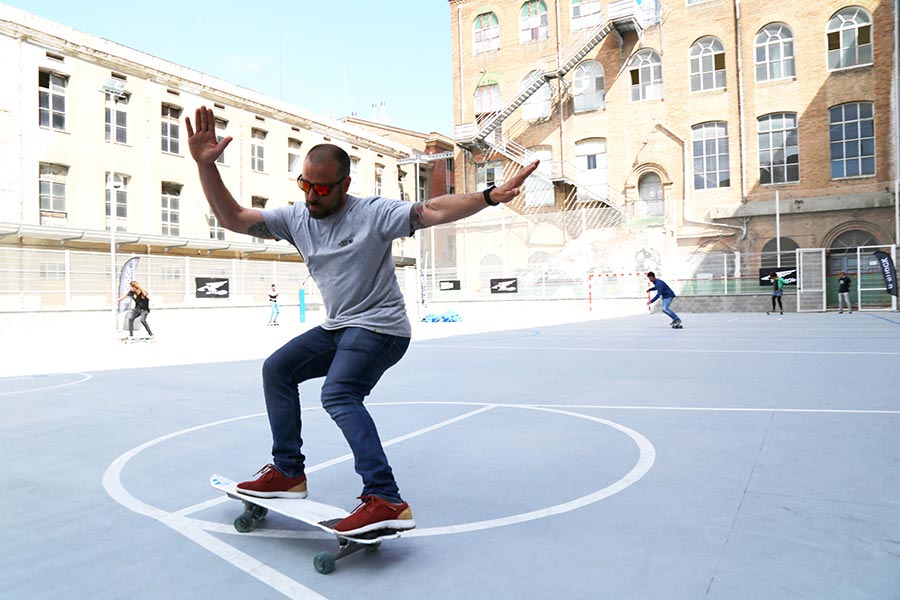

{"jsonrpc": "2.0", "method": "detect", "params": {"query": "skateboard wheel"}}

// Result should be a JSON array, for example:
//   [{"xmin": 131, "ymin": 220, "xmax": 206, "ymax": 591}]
[
  {"xmin": 234, "ymin": 515, "xmax": 255, "ymax": 533},
  {"xmin": 313, "ymin": 552, "xmax": 336, "ymax": 574},
  {"xmin": 364, "ymin": 541, "xmax": 381, "ymax": 553},
  {"xmin": 249, "ymin": 506, "xmax": 268, "ymax": 520}
]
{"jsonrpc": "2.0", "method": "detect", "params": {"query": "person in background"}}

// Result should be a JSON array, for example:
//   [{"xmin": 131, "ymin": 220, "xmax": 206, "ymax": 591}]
[
  {"xmin": 837, "ymin": 271, "xmax": 852, "ymax": 314},
  {"xmin": 767, "ymin": 271, "xmax": 785, "ymax": 315},
  {"xmin": 117, "ymin": 280, "xmax": 154, "ymax": 340},
  {"xmin": 268, "ymin": 284, "xmax": 280, "ymax": 326},
  {"xmin": 646, "ymin": 271, "xmax": 681, "ymax": 327}
]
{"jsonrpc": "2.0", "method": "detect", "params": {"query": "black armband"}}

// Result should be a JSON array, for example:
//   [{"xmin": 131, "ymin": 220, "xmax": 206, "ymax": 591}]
[{"xmin": 483, "ymin": 185, "xmax": 499, "ymax": 206}]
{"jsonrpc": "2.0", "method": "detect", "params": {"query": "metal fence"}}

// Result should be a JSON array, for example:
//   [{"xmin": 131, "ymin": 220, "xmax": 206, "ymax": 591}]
[{"xmin": 0, "ymin": 247, "xmax": 320, "ymax": 311}]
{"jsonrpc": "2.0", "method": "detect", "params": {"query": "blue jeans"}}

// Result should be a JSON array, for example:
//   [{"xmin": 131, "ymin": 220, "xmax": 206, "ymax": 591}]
[
  {"xmin": 662, "ymin": 297, "xmax": 679, "ymax": 321},
  {"xmin": 269, "ymin": 301, "xmax": 280, "ymax": 322},
  {"xmin": 262, "ymin": 326, "xmax": 410, "ymax": 503}
]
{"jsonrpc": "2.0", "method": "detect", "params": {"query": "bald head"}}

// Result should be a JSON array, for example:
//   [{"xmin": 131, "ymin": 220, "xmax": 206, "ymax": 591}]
[{"xmin": 306, "ymin": 144, "xmax": 351, "ymax": 179}]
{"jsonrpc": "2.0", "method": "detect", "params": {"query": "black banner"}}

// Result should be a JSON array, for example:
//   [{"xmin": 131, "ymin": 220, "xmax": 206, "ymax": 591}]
[
  {"xmin": 490, "ymin": 278, "xmax": 518, "ymax": 294},
  {"xmin": 873, "ymin": 251, "xmax": 898, "ymax": 297},
  {"xmin": 439, "ymin": 280, "xmax": 461, "ymax": 291},
  {"xmin": 758, "ymin": 268, "xmax": 797, "ymax": 287},
  {"xmin": 195, "ymin": 277, "xmax": 230, "ymax": 298}
]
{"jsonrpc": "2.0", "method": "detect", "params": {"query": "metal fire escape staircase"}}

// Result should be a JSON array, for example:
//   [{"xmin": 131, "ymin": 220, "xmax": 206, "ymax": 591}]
[{"xmin": 455, "ymin": 2, "xmax": 647, "ymax": 224}]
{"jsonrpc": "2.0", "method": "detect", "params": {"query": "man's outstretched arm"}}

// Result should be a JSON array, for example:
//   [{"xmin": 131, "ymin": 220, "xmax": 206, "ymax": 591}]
[
  {"xmin": 186, "ymin": 106, "xmax": 274, "ymax": 238},
  {"xmin": 411, "ymin": 160, "xmax": 540, "ymax": 230}
]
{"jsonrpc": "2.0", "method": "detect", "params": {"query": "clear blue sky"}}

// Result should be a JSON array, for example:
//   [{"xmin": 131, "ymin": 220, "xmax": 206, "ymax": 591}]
[{"xmin": 8, "ymin": 1, "xmax": 455, "ymax": 134}]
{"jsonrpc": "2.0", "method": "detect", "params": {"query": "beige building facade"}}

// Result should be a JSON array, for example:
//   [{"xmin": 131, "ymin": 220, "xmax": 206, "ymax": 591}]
[
  {"xmin": 447, "ymin": 0, "xmax": 898, "ymax": 284},
  {"xmin": 0, "ymin": 6, "xmax": 433, "ymax": 310}
]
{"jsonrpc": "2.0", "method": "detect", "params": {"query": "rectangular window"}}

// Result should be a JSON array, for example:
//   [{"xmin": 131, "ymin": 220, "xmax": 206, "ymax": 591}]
[
  {"xmin": 692, "ymin": 122, "xmax": 730, "ymax": 189},
  {"xmin": 208, "ymin": 214, "xmax": 225, "ymax": 240},
  {"xmin": 105, "ymin": 94, "xmax": 128, "ymax": 143},
  {"xmin": 161, "ymin": 183, "xmax": 181, "ymax": 236},
  {"xmin": 476, "ymin": 160, "xmax": 504, "ymax": 190},
  {"xmin": 104, "ymin": 173, "xmax": 128, "ymax": 231},
  {"xmin": 38, "ymin": 71, "xmax": 67, "ymax": 131},
  {"xmin": 288, "ymin": 138, "xmax": 302, "ymax": 175},
  {"xmin": 571, "ymin": 0, "xmax": 602, "ymax": 30},
  {"xmin": 40, "ymin": 263, "xmax": 66, "ymax": 280},
  {"xmin": 829, "ymin": 102, "xmax": 875, "ymax": 179},
  {"xmin": 39, "ymin": 163, "xmax": 68, "ymax": 214},
  {"xmin": 375, "ymin": 165, "xmax": 384, "ymax": 196},
  {"xmin": 251, "ymin": 128, "xmax": 266, "ymax": 172},
  {"xmin": 215, "ymin": 118, "xmax": 228, "ymax": 165},
  {"xmin": 161, "ymin": 105, "xmax": 181, "ymax": 154},
  {"xmin": 758, "ymin": 113, "xmax": 799, "ymax": 184}
]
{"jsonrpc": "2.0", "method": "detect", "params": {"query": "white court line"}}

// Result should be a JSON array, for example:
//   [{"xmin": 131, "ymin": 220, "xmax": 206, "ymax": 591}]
[
  {"xmin": 421, "ymin": 344, "xmax": 900, "ymax": 356},
  {"xmin": 0, "ymin": 372, "xmax": 92, "ymax": 396},
  {"xmin": 521, "ymin": 403, "xmax": 900, "ymax": 415},
  {"xmin": 174, "ymin": 405, "xmax": 497, "ymax": 519},
  {"xmin": 108, "ymin": 405, "xmax": 499, "ymax": 598}
]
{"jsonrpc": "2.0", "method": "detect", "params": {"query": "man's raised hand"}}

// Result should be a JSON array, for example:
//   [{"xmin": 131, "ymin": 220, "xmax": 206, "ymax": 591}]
[
  {"xmin": 491, "ymin": 160, "xmax": 540, "ymax": 205},
  {"xmin": 185, "ymin": 106, "xmax": 232, "ymax": 165}
]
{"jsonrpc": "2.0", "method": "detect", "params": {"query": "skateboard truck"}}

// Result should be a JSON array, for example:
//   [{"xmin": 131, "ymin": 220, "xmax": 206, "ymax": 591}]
[{"xmin": 313, "ymin": 518, "xmax": 400, "ymax": 574}]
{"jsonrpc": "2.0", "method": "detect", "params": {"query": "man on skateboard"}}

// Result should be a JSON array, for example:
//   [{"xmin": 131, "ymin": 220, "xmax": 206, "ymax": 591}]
[
  {"xmin": 646, "ymin": 271, "xmax": 682, "ymax": 328},
  {"xmin": 187, "ymin": 106, "xmax": 539, "ymax": 536}
]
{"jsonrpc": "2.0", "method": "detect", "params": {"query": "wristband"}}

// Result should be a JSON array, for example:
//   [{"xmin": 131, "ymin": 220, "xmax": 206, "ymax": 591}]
[{"xmin": 483, "ymin": 185, "xmax": 499, "ymax": 206}]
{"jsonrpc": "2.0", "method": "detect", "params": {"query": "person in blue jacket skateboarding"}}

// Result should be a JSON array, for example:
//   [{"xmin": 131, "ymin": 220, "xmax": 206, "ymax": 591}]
[{"xmin": 646, "ymin": 271, "xmax": 682, "ymax": 328}]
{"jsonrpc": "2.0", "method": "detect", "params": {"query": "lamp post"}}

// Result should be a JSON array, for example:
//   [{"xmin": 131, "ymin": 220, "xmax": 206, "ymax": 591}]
[{"xmin": 101, "ymin": 78, "xmax": 127, "ymax": 333}]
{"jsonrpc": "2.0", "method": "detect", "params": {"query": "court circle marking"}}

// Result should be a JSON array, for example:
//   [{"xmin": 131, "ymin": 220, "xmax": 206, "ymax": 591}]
[{"xmin": 103, "ymin": 402, "xmax": 656, "ymax": 538}]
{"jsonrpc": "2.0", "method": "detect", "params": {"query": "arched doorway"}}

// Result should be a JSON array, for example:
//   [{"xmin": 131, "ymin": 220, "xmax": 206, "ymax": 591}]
[{"xmin": 827, "ymin": 229, "xmax": 883, "ymax": 307}]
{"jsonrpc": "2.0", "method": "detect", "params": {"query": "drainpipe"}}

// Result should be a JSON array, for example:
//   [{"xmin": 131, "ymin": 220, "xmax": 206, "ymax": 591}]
[
  {"xmin": 733, "ymin": 0, "xmax": 748, "ymax": 199},
  {"xmin": 894, "ymin": 0, "xmax": 899, "ymax": 245},
  {"xmin": 653, "ymin": 123, "xmax": 746, "ymax": 238}
]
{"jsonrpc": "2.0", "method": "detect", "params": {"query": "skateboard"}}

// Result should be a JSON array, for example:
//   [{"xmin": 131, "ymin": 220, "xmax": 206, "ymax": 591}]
[
  {"xmin": 670, "ymin": 320, "xmax": 683, "ymax": 329},
  {"xmin": 210, "ymin": 474, "xmax": 401, "ymax": 574},
  {"xmin": 120, "ymin": 335, "xmax": 155, "ymax": 343}
]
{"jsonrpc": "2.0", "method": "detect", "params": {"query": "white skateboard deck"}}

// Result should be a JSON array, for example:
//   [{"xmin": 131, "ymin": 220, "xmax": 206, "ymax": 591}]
[{"xmin": 210, "ymin": 474, "xmax": 401, "ymax": 543}]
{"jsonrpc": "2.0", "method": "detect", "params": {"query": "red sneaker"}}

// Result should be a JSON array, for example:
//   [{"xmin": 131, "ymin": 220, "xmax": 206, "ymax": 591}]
[
  {"xmin": 236, "ymin": 464, "xmax": 307, "ymax": 499},
  {"xmin": 333, "ymin": 495, "xmax": 416, "ymax": 536}
]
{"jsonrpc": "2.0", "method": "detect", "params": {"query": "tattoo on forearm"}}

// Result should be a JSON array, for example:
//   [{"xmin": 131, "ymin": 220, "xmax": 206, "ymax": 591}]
[
  {"xmin": 247, "ymin": 221, "xmax": 275, "ymax": 239},
  {"xmin": 410, "ymin": 201, "xmax": 428, "ymax": 231}
]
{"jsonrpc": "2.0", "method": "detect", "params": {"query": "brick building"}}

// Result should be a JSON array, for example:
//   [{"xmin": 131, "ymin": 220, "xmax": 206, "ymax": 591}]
[{"xmin": 446, "ymin": 0, "xmax": 898, "ymax": 283}]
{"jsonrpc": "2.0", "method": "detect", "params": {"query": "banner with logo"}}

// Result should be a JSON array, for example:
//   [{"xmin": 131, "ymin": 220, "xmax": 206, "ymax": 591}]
[
  {"xmin": 873, "ymin": 251, "xmax": 898, "ymax": 296},
  {"xmin": 490, "ymin": 278, "xmax": 518, "ymax": 293},
  {"xmin": 117, "ymin": 256, "xmax": 141, "ymax": 312},
  {"xmin": 195, "ymin": 277, "xmax": 230, "ymax": 298},
  {"xmin": 758, "ymin": 268, "xmax": 797, "ymax": 287},
  {"xmin": 439, "ymin": 280, "xmax": 461, "ymax": 291}
]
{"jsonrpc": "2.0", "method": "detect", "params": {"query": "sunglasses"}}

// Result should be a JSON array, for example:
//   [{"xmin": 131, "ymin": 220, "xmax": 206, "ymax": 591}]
[{"xmin": 297, "ymin": 175, "xmax": 346, "ymax": 196}]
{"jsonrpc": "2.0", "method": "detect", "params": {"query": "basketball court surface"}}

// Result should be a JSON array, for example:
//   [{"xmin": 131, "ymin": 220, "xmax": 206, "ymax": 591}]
[{"xmin": 2, "ymin": 310, "xmax": 898, "ymax": 599}]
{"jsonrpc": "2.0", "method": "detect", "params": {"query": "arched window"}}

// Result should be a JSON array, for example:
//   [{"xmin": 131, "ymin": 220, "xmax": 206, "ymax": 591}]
[
  {"xmin": 755, "ymin": 23, "xmax": 795, "ymax": 81},
  {"xmin": 827, "ymin": 7, "xmax": 872, "ymax": 70},
  {"xmin": 573, "ymin": 60, "xmax": 605, "ymax": 112},
  {"xmin": 521, "ymin": 71, "xmax": 551, "ymax": 121},
  {"xmin": 761, "ymin": 237, "xmax": 799, "ymax": 269},
  {"xmin": 638, "ymin": 172, "xmax": 664, "ymax": 217},
  {"xmin": 689, "ymin": 36, "xmax": 726, "ymax": 92},
  {"xmin": 520, "ymin": 1, "xmax": 549, "ymax": 43},
  {"xmin": 829, "ymin": 102, "xmax": 875, "ymax": 179},
  {"xmin": 474, "ymin": 83, "xmax": 501, "ymax": 117},
  {"xmin": 758, "ymin": 113, "xmax": 799, "ymax": 184},
  {"xmin": 628, "ymin": 50, "xmax": 663, "ymax": 101},
  {"xmin": 473, "ymin": 12, "xmax": 500, "ymax": 54},
  {"xmin": 828, "ymin": 229, "xmax": 881, "ymax": 274}
]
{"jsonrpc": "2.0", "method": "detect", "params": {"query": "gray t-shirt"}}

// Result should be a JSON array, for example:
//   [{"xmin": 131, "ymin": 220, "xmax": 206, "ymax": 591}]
[{"xmin": 262, "ymin": 195, "xmax": 414, "ymax": 337}]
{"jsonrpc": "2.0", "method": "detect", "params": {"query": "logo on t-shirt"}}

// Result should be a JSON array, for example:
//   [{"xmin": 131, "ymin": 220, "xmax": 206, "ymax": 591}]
[{"xmin": 338, "ymin": 238, "xmax": 354, "ymax": 247}]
